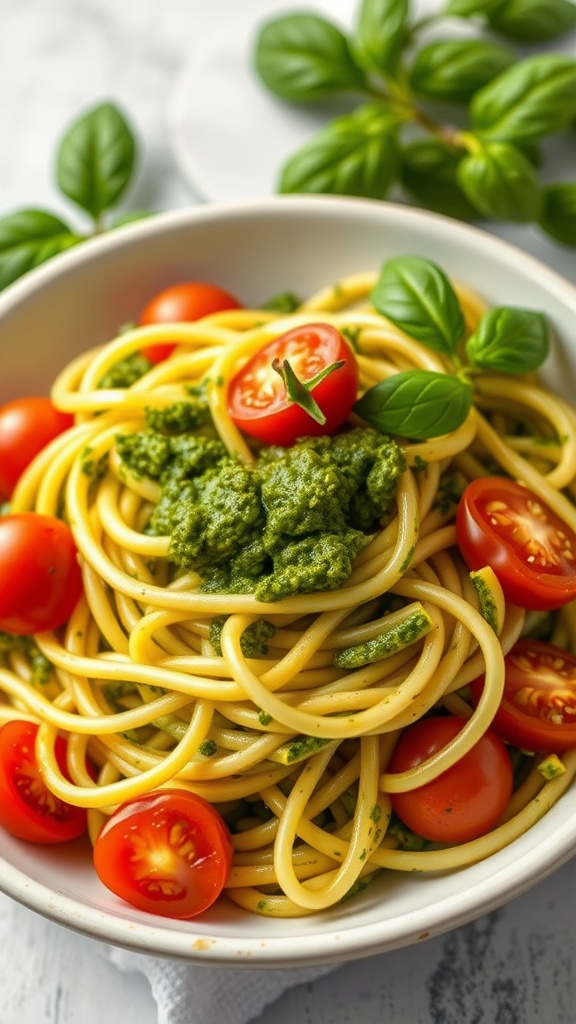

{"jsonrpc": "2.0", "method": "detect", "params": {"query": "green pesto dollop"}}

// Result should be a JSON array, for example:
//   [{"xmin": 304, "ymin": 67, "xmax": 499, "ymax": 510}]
[
  {"xmin": 97, "ymin": 352, "xmax": 153, "ymax": 389},
  {"xmin": 116, "ymin": 413, "xmax": 405, "ymax": 602}
]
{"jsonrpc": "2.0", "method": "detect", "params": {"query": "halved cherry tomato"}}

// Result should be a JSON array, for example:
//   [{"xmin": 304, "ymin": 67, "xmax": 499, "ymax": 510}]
[
  {"xmin": 456, "ymin": 477, "xmax": 576, "ymax": 611},
  {"xmin": 387, "ymin": 716, "xmax": 513, "ymax": 844},
  {"xmin": 471, "ymin": 639, "xmax": 576, "ymax": 753},
  {"xmin": 0, "ymin": 721, "xmax": 87, "ymax": 844},
  {"xmin": 0, "ymin": 513, "xmax": 82, "ymax": 634},
  {"xmin": 93, "ymin": 789, "xmax": 234, "ymax": 919},
  {"xmin": 138, "ymin": 281, "xmax": 242, "ymax": 363},
  {"xmin": 0, "ymin": 397, "xmax": 73, "ymax": 499},
  {"xmin": 228, "ymin": 323, "xmax": 359, "ymax": 446}
]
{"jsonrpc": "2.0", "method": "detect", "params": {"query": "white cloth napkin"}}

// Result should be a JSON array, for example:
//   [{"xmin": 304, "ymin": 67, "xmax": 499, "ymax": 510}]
[{"xmin": 107, "ymin": 946, "xmax": 337, "ymax": 1024}]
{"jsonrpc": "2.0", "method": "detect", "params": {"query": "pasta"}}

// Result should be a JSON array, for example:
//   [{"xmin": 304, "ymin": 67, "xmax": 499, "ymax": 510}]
[{"xmin": 3, "ymin": 266, "xmax": 576, "ymax": 919}]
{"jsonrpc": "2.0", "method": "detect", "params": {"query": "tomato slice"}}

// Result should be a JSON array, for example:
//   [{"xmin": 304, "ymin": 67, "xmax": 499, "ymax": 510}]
[
  {"xmin": 0, "ymin": 513, "xmax": 83, "ymax": 634},
  {"xmin": 93, "ymin": 789, "xmax": 234, "ymax": 919},
  {"xmin": 138, "ymin": 281, "xmax": 242, "ymax": 363},
  {"xmin": 387, "ymin": 716, "xmax": 513, "ymax": 844},
  {"xmin": 471, "ymin": 639, "xmax": 576, "ymax": 753},
  {"xmin": 0, "ymin": 397, "xmax": 73, "ymax": 499},
  {"xmin": 228, "ymin": 323, "xmax": 359, "ymax": 446},
  {"xmin": 0, "ymin": 721, "xmax": 87, "ymax": 844},
  {"xmin": 456, "ymin": 477, "xmax": 576, "ymax": 611}
]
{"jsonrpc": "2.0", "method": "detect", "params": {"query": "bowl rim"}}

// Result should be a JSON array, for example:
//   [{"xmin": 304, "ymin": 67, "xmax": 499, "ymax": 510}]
[{"xmin": 1, "ymin": 195, "xmax": 576, "ymax": 315}]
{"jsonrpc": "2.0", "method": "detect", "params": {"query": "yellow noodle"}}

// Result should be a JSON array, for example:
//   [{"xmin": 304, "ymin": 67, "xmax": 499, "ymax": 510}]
[{"xmin": 1, "ymin": 266, "xmax": 576, "ymax": 921}]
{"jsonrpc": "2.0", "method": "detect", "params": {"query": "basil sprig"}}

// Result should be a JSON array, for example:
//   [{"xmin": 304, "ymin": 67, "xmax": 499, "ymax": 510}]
[
  {"xmin": 355, "ymin": 254, "xmax": 550, "ymax": 440},
  {"xmin": 0, "ymin": 102, "xmax": 147, "ymax": 291},
  {"xmin": 253, "ymin": 0, "xmax": 576, "ymax": 247}
]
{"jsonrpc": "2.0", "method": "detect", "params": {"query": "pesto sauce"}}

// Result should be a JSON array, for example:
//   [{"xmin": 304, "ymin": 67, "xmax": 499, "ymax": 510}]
[
  {"xmin": 333, "ymin": 608, "xmax": 434, "ymax": 669},
  {"xmin": 116, "ymin": 414, "xmax": 405, "ymax": 603}
]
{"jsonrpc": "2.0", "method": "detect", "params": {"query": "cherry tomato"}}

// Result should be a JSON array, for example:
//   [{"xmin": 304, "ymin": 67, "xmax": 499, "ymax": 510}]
[
  {"xmin": 228, "ymin": 323, "xmax": 359, "ymax": 446},
  {"xmin": 388, "ymin": 716, "xmax": 513, "ymax": 844},
  {"xmin": 0, "ymin": 513, "xmax": 82, "ymax": 634},
  {"xmin": 471, "ymin": 639, "xmax": 576, "ymax": 753},
  {"xmin": 138, "ymin": 281, "xmax": 242, "ymax": 363},
  {"xmin": 0, "ymin": 397, "xmax": 73, "ymax": 499},
  {"xmin": 93, "ymin": 789, "xmax": 234, "ymax": 919},
  {"xmin": 0, "ymin": 721, "xmax": 87, "ymax": 844},
  {"xmin": 456, "ymin": 477, "xmax": 576, "ymax": 611}
]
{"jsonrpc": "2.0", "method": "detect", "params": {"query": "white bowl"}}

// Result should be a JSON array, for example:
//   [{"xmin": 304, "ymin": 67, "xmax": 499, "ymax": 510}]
[{"xmin": 1, "ymin": 195, "xmax": 576, "ymax": 966}]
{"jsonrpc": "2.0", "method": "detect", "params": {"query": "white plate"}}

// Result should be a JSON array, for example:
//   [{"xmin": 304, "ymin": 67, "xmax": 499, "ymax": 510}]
[{"xmin": 1, "ymin": 196, "xmax": 576, "ymax": 965}]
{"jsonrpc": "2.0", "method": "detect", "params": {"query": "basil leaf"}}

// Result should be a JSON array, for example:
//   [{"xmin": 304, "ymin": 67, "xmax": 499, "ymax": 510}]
[
  {"xmin": 370, "ymin": 255, "xmax": 465, "ymax": 354},
  {"xmin": 457, "ymin": 142, "xmax": 542, "ymax": 222},
  {"xmin": 400, "ymin": 139, "xmax": 479, "ymax": 220},
  {"xmin": 488, "ymin": 0, "xmax": 576, "ymax": 42},
  {"xmin": 0, "ymin": 209, "xmax": 82, "ymax": 291},
  {"xmin": 56, "ymin": 102, "xmax": 137, "ymax": 219},
  {"xmin": 354, "ymin": 0, "xmax": 408, "ymax": 76},
  {"xmin": 470, "ymin": 54, "xmax": 576, "ymax": 143},
  {"xmin": 355, "ymin": 371, "xmax": 473, "ymax": 440},
  {"xmin": 538, "ymin": 183, "xmax": 576, "ymax": 247},
  {"xmin": 253, "ymin": 13, "xmax": 365, "ymax": 103},
  {"xmin": 408, "ymin": 39, "xmax": 515, "ymax": 104},
  {"xmin": 279, "ymin": 104, "xmax": 401, "ymax": 198},
  {"xmin": 466, "ymin": 307, "xmax": 550, "ymax": 374},
  {"xmin": 444, "ymin": 0, "xmax": 506, "ymax": 14}
]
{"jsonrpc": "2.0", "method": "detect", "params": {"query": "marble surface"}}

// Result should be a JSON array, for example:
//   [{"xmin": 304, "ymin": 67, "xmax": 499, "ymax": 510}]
[{"xmin": 1, "ymin": 1, "xmax": 576, "ymax": 1022}]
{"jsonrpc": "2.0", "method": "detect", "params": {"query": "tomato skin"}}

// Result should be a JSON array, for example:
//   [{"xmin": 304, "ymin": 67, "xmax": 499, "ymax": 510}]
[
  {"xmin": 0, "ymin": 513, "xmax": 82, "ymax": 634},
  {"xmin": 138, "ymin": 281, "xmax": 242, "ymax": 363},
  {"xmin": 0, "ymin": 397, "xmax": 73, "ymax": 498},
  {"xmin": 456, "ymin": 477, "xmax": 576, "ymax": 611},
  {"xmin": 388, "ymin": 716, "xmax": 513, "ymax": 844},
  {"xmin": 0, "ymin": 721, "xmax": 87, "ymax": 844},
  {"xmin": 93, "ymin": 789, "xmax": 234, "ymax": 919},
  {"xmin": 471, "ymin": 639, "xmax": 576, "ymax": 753},
  {"xmin": 228, "ymin": 323, "xmax": 359, "ymax": 446}
]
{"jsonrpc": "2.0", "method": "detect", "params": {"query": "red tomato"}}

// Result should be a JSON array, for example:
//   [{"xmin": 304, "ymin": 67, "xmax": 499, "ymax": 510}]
[
  {"xmin": 456, "ymin": 477, "xmax": 576, "ymax": 611},
  {"xmin": 228, "ymin": 323, "xmax": 359, "ymax": 446},
  {"xmin": 0, "ymin": 513, "xmax": 82, "ymax": 634},
  {"xmin": 93, "ymin": 789, "xmax": 234, "ymax": 919},
  {"xmin": 0, "ymin": 397, "xmax": 73, "ymax": 499},
  {"xmin": 138, "ymin": 281, "xmax": 242, "ymax": 363},
  {"xmin": 388, "ymin": 716, "xmax": 513, "ymax": 844},
  {"xmin": 0, "ymin": 721, "xmax": 87, "ymax": 843},
  {"xmin": 471, "ymin": 639, "xmax": 576, "ymax": 753}
]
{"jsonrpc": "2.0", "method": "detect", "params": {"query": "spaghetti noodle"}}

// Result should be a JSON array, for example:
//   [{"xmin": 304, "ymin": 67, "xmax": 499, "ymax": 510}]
[{"xmin": 2, "ymin": 266, "xmax": 576, "ymax": 918}]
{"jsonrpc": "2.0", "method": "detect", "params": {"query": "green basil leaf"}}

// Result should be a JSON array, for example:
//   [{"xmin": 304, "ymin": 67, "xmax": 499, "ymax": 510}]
[
  {"xmin": 56, "ymin": 102, "xmax": 137, "ymax": 219},
  {"xmin": 0, "ymin": 209, "xmax": 82, "ymax": 291},
  {"xmin": 538, "ymin": 183, "xmax": 576, "ymax": 246},
  {"xmin": 444, "ymin": 0, "xmax": 506, "ymax": 15},
  {"xmin": 465, "ymin": 307, "xmax": 550, "ymax": 373},
  {"xmin": 355, "ymin": 371, "xmax": 473, "ymax": 440},
  {"xmin": 279, "ymin": 104, "xmax": 401, "ymax": 198},
  {"xmin": 400, "ymin": 139, "xmax": 479, "ymax": 220},
  {"xmin": 253, "ymin": 13, "xmax": 366, "ymax": 103},
  {"xmin": 408, "ymin": 38, "xmax": 515, "ymax": 104},
  {"xmin": 370, "ymin": 255, "xmax": 465, "ymax": 354},
  {"xmin": 457, "ymin": 142, "xmax": 543, "ymax": 222},
  {"xmin": 354, "ymin": 0, "xmax": 408, "ymax": 76},
  {"xmin": 470, "ymin": 54, "xmax": 576, "ymax": 143},
  {"xmin": 488, "ymin": 0, "xmax": 576, "ymax": 42}
]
